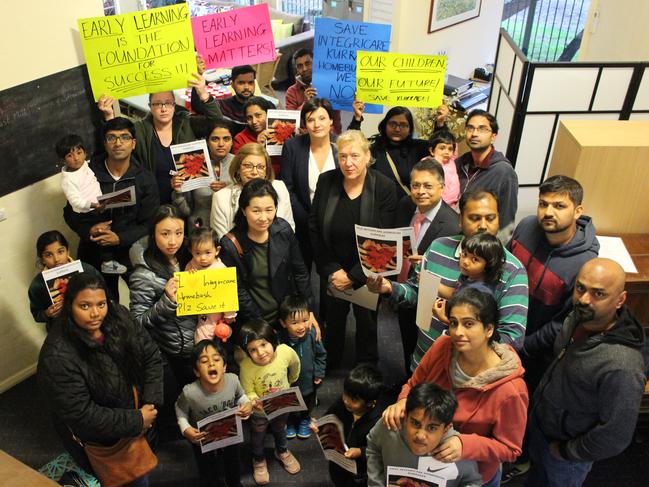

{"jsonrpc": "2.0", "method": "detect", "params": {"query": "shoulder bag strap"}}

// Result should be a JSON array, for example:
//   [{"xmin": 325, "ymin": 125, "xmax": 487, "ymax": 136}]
[
  {"xmin": 224, "ymin": 232, "xmax": 244, "ymax": 258},
  {"xmin": 385, "ymin": 151, "xmax": 410, "ymax": 195}
]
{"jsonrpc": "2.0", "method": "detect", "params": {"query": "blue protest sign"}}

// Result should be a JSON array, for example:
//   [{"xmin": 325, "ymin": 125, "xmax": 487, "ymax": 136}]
[{"xmin": 312, "ymin": 18, "xmax": 391, "ymax": 113}]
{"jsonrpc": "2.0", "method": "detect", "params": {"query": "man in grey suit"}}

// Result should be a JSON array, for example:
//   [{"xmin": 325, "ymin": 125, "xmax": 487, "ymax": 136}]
[{"xmin": 393, "ymin": 159, "xmax": 460, "ymax": 375}]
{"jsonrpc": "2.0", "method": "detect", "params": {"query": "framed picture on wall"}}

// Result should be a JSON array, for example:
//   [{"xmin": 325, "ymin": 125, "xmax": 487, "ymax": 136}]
[{"xmin": 428, "ymin": 0, "xmax": 482, "ymax": 33}]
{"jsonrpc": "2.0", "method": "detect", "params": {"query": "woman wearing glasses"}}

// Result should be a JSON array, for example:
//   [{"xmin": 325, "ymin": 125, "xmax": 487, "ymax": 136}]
[
  {"xmin": 349, "ymin": 105, "xmax": 429, "ymax": 198},
  {"xmin": 97, "ymin": 59, "xmax": 222, "ymax": 204},
  {"xmin": 309, "ymin": 130, "xmax": 397, "ymax": 368},
  {"xmin": 211, "ymin": 143, "xmax": 294, "ymax": 239}
]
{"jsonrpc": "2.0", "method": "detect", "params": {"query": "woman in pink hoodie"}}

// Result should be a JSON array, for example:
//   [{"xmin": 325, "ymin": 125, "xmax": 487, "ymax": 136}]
[{"xmin": 382, "ymin": 287, "xmax": 528, "ymax": 486}]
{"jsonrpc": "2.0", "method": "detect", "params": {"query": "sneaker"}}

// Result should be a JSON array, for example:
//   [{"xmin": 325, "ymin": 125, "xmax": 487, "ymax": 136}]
[
  {"xmin": 252, "ymin": 458, "xmax": 269, "ymax": 485},
  {"xmin": 297, "ymin": 419, "xmax": 311, "ymax": 439},
  {"xmin": 286, "ymin": 423, "xmax": 297, "ymax": 439},
  {"xmin": 101, "ymin": 260, "xmax": 127, "ymax": 275},
  {"xmin": 501, "ymin": 460, "xmax": 530, "ymax": 484},
  {"xmin": 274, "ymin": 449, "xmax": 300, "ymax": 474}
]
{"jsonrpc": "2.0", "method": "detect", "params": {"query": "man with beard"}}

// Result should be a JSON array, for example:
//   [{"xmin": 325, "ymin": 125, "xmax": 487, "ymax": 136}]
[
  {"xmin": 285, "ymin": 48, "xmax": 343, "ymax": 134},
  {"xmin": 502, "ymin": 175, "xmax": 599, "ymax": 482},
  {"xmin": 218, "ymin": 65, "xmax": 256, "ymax": 124},
  {"xmin": 455, "ymin": 109, "xmax": 518, "ymax": 241},
  {"xmin": 526, "ymin": 258, "xmax": 646, "ymax": 487}
]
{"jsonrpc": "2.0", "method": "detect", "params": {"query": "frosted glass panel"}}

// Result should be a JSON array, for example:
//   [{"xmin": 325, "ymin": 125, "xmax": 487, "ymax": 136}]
[
  {"xmin": 489, "ymin": 79, "xmax": 502, "ymax": 114},
  {"xmin": 629, "ymin": 113, "xmax": 649, "ymax": 120},
  {"xmin": 514, "ymin": 115, "xmax": 556, "ymax": 185},
  {"xmin": 633, "ymin": 67, "xmax": 649, "ymax": 110},
  {"xmin": 592, "ymin": 68, "xmax": 633, "ymax": 111},
  {"xmin": 527, "ymin": 68, "xmax": 598, "ymax": 112},
  {"xmin": 510, "ymin": 57, "xmax": 524, "ymax": 103},
  {"xmin": 494, "ymin": 92, "xmax": 514, "ymax": 155},
  {"xmin": 495, "ymin": 38, "xmax": 515, "ymax": 94}
]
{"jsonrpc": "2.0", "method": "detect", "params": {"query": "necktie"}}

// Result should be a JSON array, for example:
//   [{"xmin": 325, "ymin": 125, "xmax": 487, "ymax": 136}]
[{"xmin": 398, "ymin": 213, "xmax": 427, "ymax": 283}]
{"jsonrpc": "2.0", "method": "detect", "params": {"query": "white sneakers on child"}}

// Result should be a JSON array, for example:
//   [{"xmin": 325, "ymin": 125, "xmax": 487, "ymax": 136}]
[{"xmin": 101, "ymin": 260, "xmax": 127, "ymax": 275}]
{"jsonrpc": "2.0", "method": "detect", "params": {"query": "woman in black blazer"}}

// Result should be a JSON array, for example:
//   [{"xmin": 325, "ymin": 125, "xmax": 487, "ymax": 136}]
[
  {"xmin": 309, "ymin": 130, "xmax": 397, "ymax": 368},
  {"xmin": 281, "ymin": 98, "xmax": 338, "ymax": 268}
]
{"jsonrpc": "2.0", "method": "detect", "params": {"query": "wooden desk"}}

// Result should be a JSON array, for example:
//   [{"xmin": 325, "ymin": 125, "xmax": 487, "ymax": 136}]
[
  {"xmin": 619, "ymin": 234, "xmax": 649, "ymax": 325},
  {"xmin": 0, "ymin": 451, "xmax": 59, "ymax": 486}
]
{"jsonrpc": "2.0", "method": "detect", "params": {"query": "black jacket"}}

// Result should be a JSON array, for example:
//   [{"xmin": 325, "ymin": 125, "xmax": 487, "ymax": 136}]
[
  {"xmin": 219, "ymin": 217, "xmax": 313, "ymax": 324},
  {"xmin": 395, "ymin": 196, "xmax": 460, "ymax": 254},
  {"xmin": 309, "ymin": 169, "xmax": 397, "ymax": 286},
  {"xmin": 326, "ymin": 394, "xmax": 390, "ymax": 483},
  {"xmin": 38, "ymin": 306, "xmax": 163, "ymax": 463},
  {"xmin": 280, "ymin": 133, "xmax": 339, "ymax": 235},
  {"xmin": 533, "ymin": 306, "xmax": 646, "ymax": 462},
  {"xmin": 64, "ymin": 155, "xmax": 160, "ymax": 250}
]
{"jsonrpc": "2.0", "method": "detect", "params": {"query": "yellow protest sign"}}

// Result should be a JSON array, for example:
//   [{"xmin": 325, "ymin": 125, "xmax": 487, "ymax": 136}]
[
  {"xmin": 78, "ymin": 4, "xmax": 197, "ymax": 101},
  {"xmin": 355, "ymin": 51, "xmax": 447, "ymax": 108},
  {"xmin": 174, "ymin": 267, "xmax": 239, "ymax": 317}
]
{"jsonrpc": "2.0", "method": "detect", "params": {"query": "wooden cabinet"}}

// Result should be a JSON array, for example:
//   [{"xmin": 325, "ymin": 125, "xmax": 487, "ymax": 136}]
[{"xmin": 548, "ymin": 120, "xmax": 649, "ymax": 234}]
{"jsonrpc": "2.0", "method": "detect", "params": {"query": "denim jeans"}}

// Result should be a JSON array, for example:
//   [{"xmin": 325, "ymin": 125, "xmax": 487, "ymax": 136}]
[
  {"xmin": 482, "ymin": 466, "xmax": 502, "ymax": 487},
  {"xmin": 250, "ymin": 413, "xmax": 288, "ymax": 459},
  {"xmin": 525, "ymin": 416, "xmax": 592, "ymax": 487}
]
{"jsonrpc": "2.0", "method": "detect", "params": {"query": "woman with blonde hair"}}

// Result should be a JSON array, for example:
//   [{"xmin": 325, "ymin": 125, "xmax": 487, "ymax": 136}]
[
  {"xmin": 309, "ymin": 130, "xmax": 397, "ymax": 368},
  {"xmin": 211, "ymin": 142, "xmax": 294, "ymax": 238}
]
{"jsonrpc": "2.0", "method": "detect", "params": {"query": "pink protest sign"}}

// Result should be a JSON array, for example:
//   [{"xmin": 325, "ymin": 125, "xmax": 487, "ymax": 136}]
[{"xmin": 192, "ymin": 3, "xmax": 277, "ymax": 68}]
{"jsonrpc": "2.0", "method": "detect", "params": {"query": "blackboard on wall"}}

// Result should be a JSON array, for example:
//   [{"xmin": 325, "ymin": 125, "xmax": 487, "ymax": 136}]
[{"xmin": 0, "ymin": 65, "xmax": 100, "ymax": 197}]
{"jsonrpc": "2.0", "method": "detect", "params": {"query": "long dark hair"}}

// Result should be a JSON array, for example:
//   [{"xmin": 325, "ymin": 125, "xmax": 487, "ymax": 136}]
[
  {"xmin": 374, "ymin": 106, "xmax": 415, "ymax": 151},
  {"xmin": 58, "ymin": 273, "xmax": 145, "ymax": 386},
  {"xmin": 144, "ymin": 205, "xmax": 190, "ymax": 280},
  {"xmin": 233, "ymin": 179, "xmax": 278, "ymax": 230},
  {"xmin": 36, "ymin": 230, "xmax": 69, "ymax": 268},
  {"xmin": 446, "ymin": 287, "xmax": 500, "ymax": 344}
]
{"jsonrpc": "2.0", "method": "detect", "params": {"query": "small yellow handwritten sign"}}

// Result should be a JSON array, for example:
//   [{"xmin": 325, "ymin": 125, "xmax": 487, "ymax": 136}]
[
  {"xmin": 174, "ymin": 267, "xmax": 239, "ymax": 317},
  {"xmin": 355, "ymin": 51, "xmax": 447, "ymax": 108}
]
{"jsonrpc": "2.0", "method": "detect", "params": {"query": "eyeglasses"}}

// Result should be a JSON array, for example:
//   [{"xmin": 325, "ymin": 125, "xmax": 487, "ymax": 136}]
[
  {"xmin": 411, "ymin": 182, "xmax": 441, "ymax": 190},
  {"xmin": 387, "ymin": 121, "xmax": 410, "ymax": 130},
  {"xmin": 241, "ymin": 163, "xmax": 266, "ymax": 172},
  {"xmin": 465, "ymin": 125, "xmax": 492, "ymax": 134},
  {"xmin": 149, "ymin": 101, "xmax": 175, "ymax": 110},
  {"xmin": 105, "ymin": 134, "xmax": 134, "ymax": 143}
]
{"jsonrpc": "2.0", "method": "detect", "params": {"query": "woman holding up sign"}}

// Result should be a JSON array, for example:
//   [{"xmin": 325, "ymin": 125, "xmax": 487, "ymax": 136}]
[
  {"xmin": 129, "ymin": 205, "xmax": 195, "ymax": 390},
  {"xmin": 97, "ymin": 55, "xmax": 223, "ymax": 204},
  {"xmin": 350, "ymin": 104, "xmax": 429, "ymax": 198}
]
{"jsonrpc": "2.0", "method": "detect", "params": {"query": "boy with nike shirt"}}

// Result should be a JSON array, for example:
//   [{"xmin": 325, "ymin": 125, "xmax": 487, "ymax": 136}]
[{"xmin": 367, "ymin": 383, "xmax": 481, "ymax": 487}]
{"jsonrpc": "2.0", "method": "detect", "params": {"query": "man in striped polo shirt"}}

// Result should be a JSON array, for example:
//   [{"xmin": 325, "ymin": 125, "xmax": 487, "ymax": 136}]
[{"xmin": 368, "ymin": 190, "xmax": 528, "ymax": 372}]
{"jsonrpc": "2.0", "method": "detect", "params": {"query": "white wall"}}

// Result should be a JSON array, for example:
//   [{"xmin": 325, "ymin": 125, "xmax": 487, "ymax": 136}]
[
  {"xmin": 0, "ymin": 0, "xmax": 103, "ymax": 392},
  {"xmin": 580, "ymin": 0, "xmax": 649, "ymax": 62},
  {"xmin": 391, "ymin": 0, "xmax": 504, "ymax": 79}
]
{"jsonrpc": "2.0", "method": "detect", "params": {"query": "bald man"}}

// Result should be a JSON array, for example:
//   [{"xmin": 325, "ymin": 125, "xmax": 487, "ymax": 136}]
[{"xmin": 525, "ymin": 258, "xmax": 647, "ymax": 487}]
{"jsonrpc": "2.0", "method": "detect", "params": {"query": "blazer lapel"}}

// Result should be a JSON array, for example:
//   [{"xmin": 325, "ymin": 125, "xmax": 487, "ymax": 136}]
[
  {"xmin": 322, "ymin": 172, "xmax": 342, "ymax": 245},
  {"xmin": 359, "ymin": 169, "xmax": 376, "ymax": 226}
]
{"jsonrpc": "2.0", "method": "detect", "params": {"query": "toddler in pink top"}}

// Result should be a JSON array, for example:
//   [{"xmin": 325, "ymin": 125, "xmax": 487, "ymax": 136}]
[
  {"xmin": 186, "ymin": 227, "xmax": 237, "ymax": 342},
  {"xmin": 426, "ymin": 130, "xmax": 460, "ymax": 208}
]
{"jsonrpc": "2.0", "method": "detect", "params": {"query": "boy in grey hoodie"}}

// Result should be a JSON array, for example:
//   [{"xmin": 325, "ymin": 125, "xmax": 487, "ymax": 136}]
[{"xmin": 367, "ymin": 383, "xmax": 482, "ymax": 487}]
